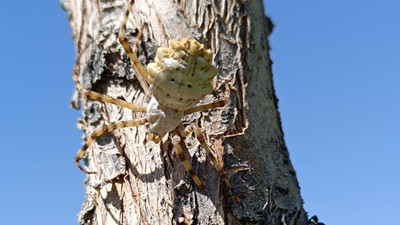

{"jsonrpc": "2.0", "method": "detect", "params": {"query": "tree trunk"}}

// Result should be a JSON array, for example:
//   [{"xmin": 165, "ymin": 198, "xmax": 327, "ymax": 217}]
[{"xmin": 64, "ymin": 0, "xmax": 309, "ymax": 224}]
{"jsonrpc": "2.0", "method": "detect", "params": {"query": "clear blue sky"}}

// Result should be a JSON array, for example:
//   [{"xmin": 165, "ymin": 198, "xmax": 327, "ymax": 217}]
[{"xmin": 0, "ymin": 1, "xmax": 398, "ymax": 224}]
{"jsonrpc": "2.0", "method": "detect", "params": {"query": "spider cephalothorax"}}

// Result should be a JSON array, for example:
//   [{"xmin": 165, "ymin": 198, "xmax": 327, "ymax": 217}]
[{"xmin": 73, "ymin": 0, "xmax": 240, "ymax": 203}]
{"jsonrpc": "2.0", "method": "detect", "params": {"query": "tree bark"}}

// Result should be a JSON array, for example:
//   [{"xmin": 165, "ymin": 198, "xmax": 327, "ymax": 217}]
[{"xmin": 64, "ymin": 0, "xmax": 309, "ymax": 224}]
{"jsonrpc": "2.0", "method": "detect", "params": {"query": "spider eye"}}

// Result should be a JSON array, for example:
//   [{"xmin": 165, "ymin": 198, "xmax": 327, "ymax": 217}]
[
  {"xmin": 187, "ymin": 84, "xmax": 192, "ymax": 88},
  {"xmin": 170, "ymin": 78, "xmax": 175, "ymax": 83}
]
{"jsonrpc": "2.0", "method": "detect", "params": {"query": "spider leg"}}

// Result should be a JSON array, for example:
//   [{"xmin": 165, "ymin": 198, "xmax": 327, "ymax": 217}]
[
  {"xmin": 133, "ymin": 23, "xmax": 147, "ymax": 56},
  {"xmin": 72, "ymin": 51, "xmax": 146, "ymax": 112},
  {"xmin": 119, "ymin": 0, "xmax": 152, "ymax": 98},
  {"xmin": 172, "ymin": 134, "xmax": 206, "ymax": 190},
  {"xmin": 147, "ymin": 132, "xmax": 162, "ymax": 144},
  {"xmin": 184, "ymin": 84, "xmax": 230, "ymax": 114},
  {"xmin": 75, "ymin": 118, "xmax": 148, "ymax": 174},
  {"xmin": 181, "ymin": 124, "xmax": 241, "ymax": 203}
]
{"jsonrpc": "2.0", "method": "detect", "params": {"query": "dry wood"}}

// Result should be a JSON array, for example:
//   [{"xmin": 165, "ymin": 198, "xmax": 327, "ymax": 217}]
[{"xmin": 63, "ymin": 0, "xmax": 309, "ymax": 224}]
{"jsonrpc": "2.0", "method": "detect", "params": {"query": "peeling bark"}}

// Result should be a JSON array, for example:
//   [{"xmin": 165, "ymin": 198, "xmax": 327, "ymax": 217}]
[{"xmin": 64, "ymin": 0, "xmax": 310, "ymax": 224}]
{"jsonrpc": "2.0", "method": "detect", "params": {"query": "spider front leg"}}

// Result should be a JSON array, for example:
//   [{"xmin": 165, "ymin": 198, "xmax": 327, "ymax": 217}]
[
  {"xmin": 119, "ymin": 0, "xmax": 152, "ymax": 98},
  {"xmin": 75, "ymin": 118, "xmax": 147, "ymax": 174},
  {"xmin": 181, "ymin": 124, "xmax": 241, "ymax": 203}
]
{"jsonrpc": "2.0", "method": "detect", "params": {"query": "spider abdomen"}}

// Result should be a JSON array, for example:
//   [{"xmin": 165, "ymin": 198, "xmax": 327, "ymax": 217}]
[{"xmin": 147, "ymin": 39, "xmax": 218, "ymax": 111}]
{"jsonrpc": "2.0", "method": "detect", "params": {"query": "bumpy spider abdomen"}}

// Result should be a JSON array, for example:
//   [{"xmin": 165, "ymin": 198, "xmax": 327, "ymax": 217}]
[{"xmin": 147, "ymin": 39, "xmax": 218, "ymax": 111}]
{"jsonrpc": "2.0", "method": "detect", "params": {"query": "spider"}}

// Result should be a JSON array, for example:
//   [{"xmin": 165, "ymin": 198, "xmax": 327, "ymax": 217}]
[{"xmin": 73, "ymin": 0, "xmax": 240, "ymax": 203}]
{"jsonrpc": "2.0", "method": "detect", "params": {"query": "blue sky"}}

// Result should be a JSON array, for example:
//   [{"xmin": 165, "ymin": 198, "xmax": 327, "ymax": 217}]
[
  {"xmin": 267, "ymin": 1, "xmax": 400, "ymax": 224},
  {"xmin": 0, "ymin": 1, "xmax": 398, "ymax": 224}
]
